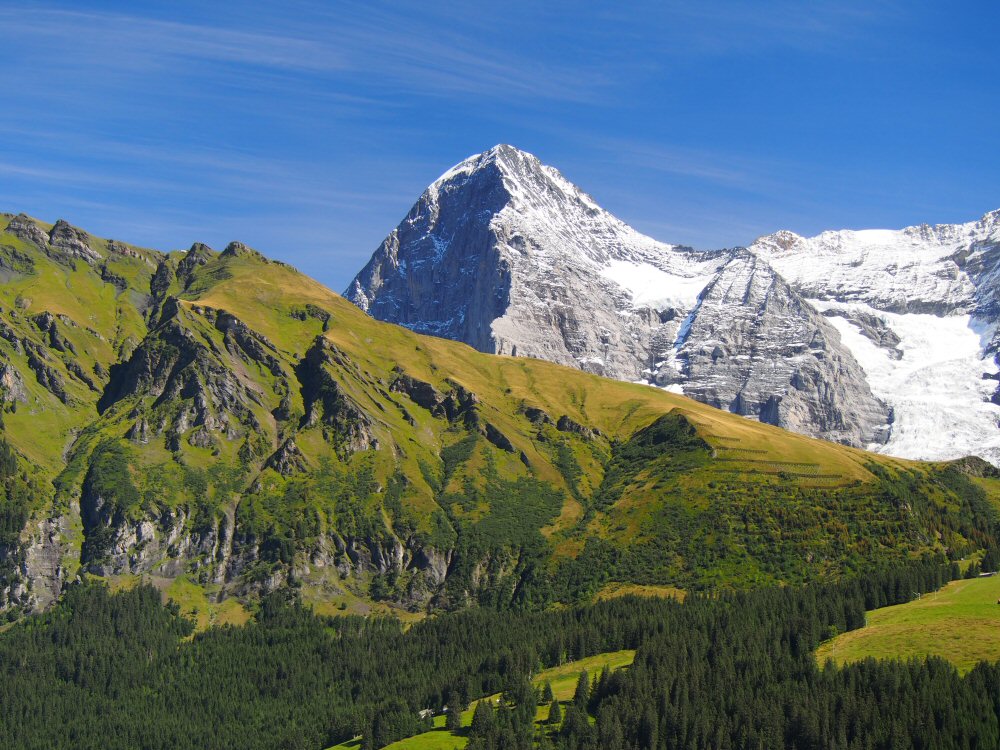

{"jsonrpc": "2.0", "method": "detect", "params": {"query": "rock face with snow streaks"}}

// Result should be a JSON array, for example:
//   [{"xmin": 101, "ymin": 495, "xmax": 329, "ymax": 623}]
[
  {"xmin": 347, "ymin": 145, "xmax": 890, "ymax": 448},
  {"xmin": 348, "ymin": 145, "xmax": 725, "ymax": 381},
  {"xmin": 665, "ymin": 251, "xmax": 890, "ymax": 446}
]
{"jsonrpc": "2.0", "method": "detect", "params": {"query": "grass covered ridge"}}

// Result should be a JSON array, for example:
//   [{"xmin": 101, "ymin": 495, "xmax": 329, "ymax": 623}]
[{"xmin": 0, "ymin": 213, "xmax": 999, "ymax": 618}]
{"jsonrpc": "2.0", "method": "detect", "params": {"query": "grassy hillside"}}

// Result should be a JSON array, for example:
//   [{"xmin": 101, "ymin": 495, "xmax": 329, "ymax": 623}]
[
  {"xmin": 817, "ymin": 573, "xmax": 1000, "ymax": 673},
  {"xmin": 327, "ymin": 650, "xmax": 637, "ymax": 750},
  {"xmin": 0, "ymin": 212, "xmax": 999, "ymax": 617}
]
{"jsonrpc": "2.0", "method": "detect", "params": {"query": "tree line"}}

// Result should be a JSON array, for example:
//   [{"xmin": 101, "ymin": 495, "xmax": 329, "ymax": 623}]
[{"xmin": 0, "ymin": 557, "xmax": 997, "ymax": 749}]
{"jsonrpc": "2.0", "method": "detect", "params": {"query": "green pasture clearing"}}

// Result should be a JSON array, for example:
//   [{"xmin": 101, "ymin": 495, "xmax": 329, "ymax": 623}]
[
  {"xmin": 816, "ymin": 574, "xmax": 1000, "ymax": 673},
  {"xmin": 326, "ymin": 649, "xmax": 637, "ymax": 750}
]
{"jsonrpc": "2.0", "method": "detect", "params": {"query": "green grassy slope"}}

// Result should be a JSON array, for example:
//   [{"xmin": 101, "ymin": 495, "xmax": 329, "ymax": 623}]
[
  {"xmin": 0, "ymin": 212, "xmax": 999, "ymax": 617},
  {"xmin": 816, "ymin": 573, "xmax": 1000, "ymax": 673}
]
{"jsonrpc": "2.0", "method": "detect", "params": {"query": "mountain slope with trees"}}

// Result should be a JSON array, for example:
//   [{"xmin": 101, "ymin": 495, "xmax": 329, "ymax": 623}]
[{"xmin": 0, "ymin": 212, "xmax": 998, "ymax": 620}]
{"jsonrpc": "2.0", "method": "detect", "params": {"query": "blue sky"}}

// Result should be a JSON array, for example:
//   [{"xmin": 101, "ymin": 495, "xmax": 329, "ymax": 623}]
[{"xmin": 1, "ymin": 1, "xmax": 998, "ymax": 290}]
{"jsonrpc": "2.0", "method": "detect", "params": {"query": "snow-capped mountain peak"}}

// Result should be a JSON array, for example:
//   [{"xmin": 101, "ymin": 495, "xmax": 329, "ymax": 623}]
[
  {"xmin": 346, "ymin": 146, "xmax": 890, "ymax": 449},
  {"xmin": 430, "ymin": 144, "xmax": 602, "ymax": 213},
  {"xmin": 347, "ymin": 145, "xmax": 730, "ymax": 365},
  {"xmin": 351, "ymin": 157, "xmax": 1000, "ymax": 461}
]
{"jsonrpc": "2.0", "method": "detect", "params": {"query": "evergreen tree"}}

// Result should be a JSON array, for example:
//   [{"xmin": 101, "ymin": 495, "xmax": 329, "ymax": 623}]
[
  {"xmin": 589, "ymin": 665, "xmax": 610, "ymax": 713},
  {"xmin": 540, "ymin": 680, "xmax": 554, "ymax": 703},
  {"xmin": 548, "ymin": 699, "xmax": 562, "ymax": 726},
  {"xmin": 470, "ymin": 699, "xmax": 496, "ymax": 737},
  {"xmin": 638, "ymin": 706, "xmax": 658, "ymax": 750},
  {"xmin": 560, "ymin": 703, "xmax": 593, "ymax": 745},
  {"xmin": 500, "ymin": 677, "xmax": 537, "ymax": 743},
  {"xmin": 982, "ymin": 546, "xmax": 1000, "ymax": 573},
  {"xmin": 0, "ymin": 558, "xmax": 995, "ymax": 750},
  {"xmin": 572, "ymin": 671, "xmax": 589, "ymax": 709},
  {"xmin": 446, "ymin": 692, "xmax": 464, "ymax": 732}
]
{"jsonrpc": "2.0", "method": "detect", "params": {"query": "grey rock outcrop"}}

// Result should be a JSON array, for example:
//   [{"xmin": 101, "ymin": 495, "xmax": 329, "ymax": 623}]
[
  {"xmin": 48, "ymin": 219, "xmax": 101, "ymax": 264},
  {"xmin": 3, "ymin": 214, "xmax": 102, "ymax": 265},
  {"xmin": 5, "ymin": 213, "xmax": 49, "ymax": 248},
  {"xmin": 347, "ymin": 148, "xmax": 515, "ymax": 353},
  {"xmin": 296, "ymin": 337, "xmax": 378, "ymax": 455},
  {"xmin": 0, "ymin": 362, "xmax": 28, "ymax": 404}
]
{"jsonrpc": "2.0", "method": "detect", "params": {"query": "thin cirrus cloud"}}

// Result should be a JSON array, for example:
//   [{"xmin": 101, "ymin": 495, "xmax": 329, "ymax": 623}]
[
  {"xmin": 0, "ymin": 8, "xmax": 345, "ymax": 72},
  {"xmin": 602, "ymin": 142, "xmax": 769, "ymax": 191},
  {"xmin": 0, "ymin": 4, "xmax": 610, "ymax": 105}
]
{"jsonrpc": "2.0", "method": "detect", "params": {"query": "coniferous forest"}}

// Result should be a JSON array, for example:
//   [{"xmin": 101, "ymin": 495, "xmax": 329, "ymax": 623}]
[{"xmin": 0, "ymin": 558, "xmax": 997, "ymax": 749}]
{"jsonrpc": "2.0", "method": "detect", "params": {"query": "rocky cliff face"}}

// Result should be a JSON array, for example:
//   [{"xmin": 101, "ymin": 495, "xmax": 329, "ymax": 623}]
[
  {"xmin": 0, "ymin": 210, "xmax": 996, "ymax": 621},
  {"xmin": 346, "ymin": 145, "xmax": 889, "ymax": 448},
  {"xmin": 348, "ymin": 145, "xmax": 729, "ymax": 381},
  {"xmin": 348, "ymin": 150, "xmax": 513, "ymax": 352},
  {"xmin": 660, "ymin": 251, "xmax": 890, "ymax": 445},
  {"xmin": 0, "ymin": 213, "xmax": 640, "ymax": 617}
]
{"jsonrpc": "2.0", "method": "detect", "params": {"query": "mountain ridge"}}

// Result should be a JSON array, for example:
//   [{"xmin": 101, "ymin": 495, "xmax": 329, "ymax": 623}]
[
  {"xmin": 346, "ymin": 145, "xmax": 892, "ymax": 450},
  {"xmin": 2, "ymin": 210, "xmax": 997, "ymax": 621},
  {"xmin": 751, "ymin": 207, "xmax": 1000, "ymax": 464}
]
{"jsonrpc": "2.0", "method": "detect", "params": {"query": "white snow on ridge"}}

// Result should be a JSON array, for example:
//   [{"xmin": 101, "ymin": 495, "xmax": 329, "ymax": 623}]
[
  {"xmin": 752, "ymin": 212, "xmax": 1000, "ymax": 313},
  {"xmin": 813, "ymin": 300, "xmax": 1000, "ymax": 463},
  {"xmin": 352, "ymin": 142, "xmax": 1000, "ymax": 465},
  {"xmin": 599, "ymin": 260, "xmax": 713, "ymax": 310},
  {"xmin": 748, "ymin": 209, "xmax": 1000, "ymax": 464}
]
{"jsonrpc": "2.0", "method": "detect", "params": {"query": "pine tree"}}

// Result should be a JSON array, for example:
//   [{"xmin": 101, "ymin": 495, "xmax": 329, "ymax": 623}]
[
  {"xmin": 446, "ymin": 692, "xmax": 464, "ymax": 732},
  {"xmin": 541, "ymin": 680, "xmax": 554, "ymax": 703},
  {"xmin": 573, "ymin": 670, "xmax": 590, "ymax": 709},
  {"xmin": 471, "ymin": 699, "xmax": 496, "ymax": 737},
  {"xmin": 548, "ymin": 699, "xmax": 562, "ymax": 726},
  {"xmin": 982, "ymin": 547, "xmax": 1000, "ymax": 573},
  {"xmin": 560, "ymin": 704, "xmax": 593, "ymax": 744},
  {"xmin": 590, "ymin": 665, "xmax": 610, "ymax": 712}
]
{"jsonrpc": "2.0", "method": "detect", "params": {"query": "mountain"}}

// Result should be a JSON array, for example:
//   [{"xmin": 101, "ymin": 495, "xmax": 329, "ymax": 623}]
[
  {"xmin": 346, "ymin": 146, "xmax": 1000, "ymax": 464},
  {"xmin": 751, "ymin": 211, "xmax": 1000, "ymax": 465},
  {"xmin": 345, "ymin": 145, "xmax": 890, "ymax": 449},
  {"xmin": 0, "ymin": 211, "xmax": 997, "ymax": 622}
]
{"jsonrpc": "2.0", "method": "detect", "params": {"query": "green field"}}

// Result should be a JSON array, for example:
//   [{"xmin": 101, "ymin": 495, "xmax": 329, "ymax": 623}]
[
  {"xmin": 326, "ymin": 650, "xmax": 636, "ymax": 750},
  {"xmin": 525, "ymin": 649, "xmax": 634, "ymax": 702},
  {"xmin": 594, "ymin": 582, "xmax": 685, "ymax": 603},
  {"xmin": 816, "ymin": 574, "xmax": 1000, "ymax": 673}
]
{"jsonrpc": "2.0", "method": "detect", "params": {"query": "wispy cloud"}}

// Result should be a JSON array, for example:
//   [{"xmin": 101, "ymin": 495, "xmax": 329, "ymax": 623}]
[
  {"xmin": 572, "ymin": 134, "xmax": 794, "ymax": 195},
  {"xmin": 596, "ymin": 0, "xmax": 901, "ymax": 57},
  {"xmin": 0, "ymin": 8, "xmax": 346, "ymax": 72},
  {"xmin": 0, "ymin": 0, "xmax": 986, "ymax": 293},
  {"xmin": 0, "ymin": 3, "xmax": 611, "ymax": 105}
]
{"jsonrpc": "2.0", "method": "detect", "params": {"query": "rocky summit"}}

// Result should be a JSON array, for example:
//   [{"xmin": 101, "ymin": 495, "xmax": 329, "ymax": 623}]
[
  {"xmin": 346, "ymin": 145, "xmax": 892, "ymax": 451},
  {"xmin": 347, "ymin": 147, "xmax": 1000, "ymax": 464}
]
